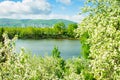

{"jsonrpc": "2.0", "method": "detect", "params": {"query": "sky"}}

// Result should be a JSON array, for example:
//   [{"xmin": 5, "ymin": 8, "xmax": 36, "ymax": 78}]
[{"xmin": 0, "ymin": 0, "xmax": 85, "ymax": 22}]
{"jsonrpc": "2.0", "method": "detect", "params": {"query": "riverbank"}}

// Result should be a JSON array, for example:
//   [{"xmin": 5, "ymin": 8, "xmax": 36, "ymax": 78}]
[{"xmin": 0, "ymin": 25, "xmax": 78, "ymax": 40}]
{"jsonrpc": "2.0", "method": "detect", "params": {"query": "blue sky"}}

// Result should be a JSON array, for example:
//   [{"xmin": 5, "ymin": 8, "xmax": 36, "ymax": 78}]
[{"xmin": 0, "ymin": 0, "xmax": 85, "ymax": 22}]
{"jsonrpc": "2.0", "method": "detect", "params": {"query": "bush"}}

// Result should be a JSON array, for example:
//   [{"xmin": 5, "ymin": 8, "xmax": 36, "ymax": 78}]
[
  {"xmin": 0, "ymin": 33, "xmax": 92, "ymax": 80},
  {"xmin": 76, "ymin": 0, "xmax": 120, "ymax": 79}
]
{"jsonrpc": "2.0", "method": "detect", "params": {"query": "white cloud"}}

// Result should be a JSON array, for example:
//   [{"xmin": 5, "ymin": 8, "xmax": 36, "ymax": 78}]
[
  {"xmin": 0, "ymin": 13, "xmax": 85, "ymax": 22},
  {"xmin": 0, "ymin": 0, "xmax": 51, "ymax": 16},
  {"xmin": 56, "ymin": 0, "xmax": 71, "ymax": 5},
  {"xmin": 46, "ymin": 14, "xmax": 85, "ymax": 22},
  {"xmin": 0, "ymin": 0, "xmax": 85, "ymax": 22}
]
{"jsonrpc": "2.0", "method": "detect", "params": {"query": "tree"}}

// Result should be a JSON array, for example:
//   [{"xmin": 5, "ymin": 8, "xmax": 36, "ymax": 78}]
[
  {"xmin": 53, "ymin": 22, "xmax": 65, "ymax": 34},
  {"xmin": 67, "ymin": 23, "xmax": 78, "ymax": 37},
  {"xmin": 76, "ymin": 0, "xmax": 120, "ymax": 79},
  {"xmin": 0, "ymin": 28, "xmax": 4, "ymax": 44}
]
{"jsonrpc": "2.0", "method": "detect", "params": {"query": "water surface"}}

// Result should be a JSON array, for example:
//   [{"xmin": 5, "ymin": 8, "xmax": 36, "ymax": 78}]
[{"xmin": 16, "ymin": 39, "xmax": 81, "ymax": 59}]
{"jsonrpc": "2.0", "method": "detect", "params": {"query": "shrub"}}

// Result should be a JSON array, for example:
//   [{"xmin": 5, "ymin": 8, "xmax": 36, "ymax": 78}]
[
  {"xmin": 0, "ymin": 33, "xmax": 91, "ymax": 80},
  {"xmin": 76, "ymin": 0, "xmax": 120, "ymax": 79}
]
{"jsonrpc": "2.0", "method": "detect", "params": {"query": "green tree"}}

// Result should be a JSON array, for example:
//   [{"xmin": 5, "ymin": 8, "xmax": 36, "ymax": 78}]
[
  {"xmin": 0, "ymin": 28, "xmax": 4, "ymax": 43},
  {"xmin": 67, "ymin": 23, "xmax": 78, "ymax": 37},
  {"xmin": 53, "ymin": 22, "xmax": 65, "ymax": 34},
  {"xmin": 76, "ymin": 0, "xmax": 120, "ymax": 79}
]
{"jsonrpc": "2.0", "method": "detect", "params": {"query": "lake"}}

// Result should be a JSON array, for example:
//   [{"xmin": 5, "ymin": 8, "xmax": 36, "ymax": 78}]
[{"xmin": 15, "ymin": 39, "xmax": 81, "ymax": 59}]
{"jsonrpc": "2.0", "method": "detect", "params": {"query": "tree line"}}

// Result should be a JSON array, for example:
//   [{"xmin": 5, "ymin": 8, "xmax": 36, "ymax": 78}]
[{"xmin": 0, "ymin": 22, "xmax": 78, "ymax": 39}]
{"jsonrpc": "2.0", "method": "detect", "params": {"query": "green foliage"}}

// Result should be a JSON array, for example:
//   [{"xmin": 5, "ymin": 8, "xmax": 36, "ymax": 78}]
[
  {"xmin": 54, "ymin": 22, "xmax": 65, "ymax": 29},
  {"xmin": 0, "ymin": 33, "xmax": 17, "ymax": 63},
  {"xmin": 67, "ymin": 23, "xmax": 78, "ymax": 37},
  {"xmin": 0, "ymin": 23, "xmax": 77, "ymax": 39},
  {"xmin": 0, "ymin": 28, "xmax": 4, "ymax": 41},
  {"xmin": 76, "ymin": 0, "xmax": 120, "ymax": 79},
  {"xmin": 80, "ymin": 32, "xmax": 90, "ymax": 59},
  {"xmin": 0, "ymin": 33, "xmax": 94, "ymax": 80},
  {"xmin": 52, "ymin": 46, "xmax": 61, "ymax": 58},
  {"xmin": 1, "ymin": 0, "xmax": 120, "ymax": 79},
  {"xmin": 53, "ymin": 22, "xmax": 66, "ymax": 35}
]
